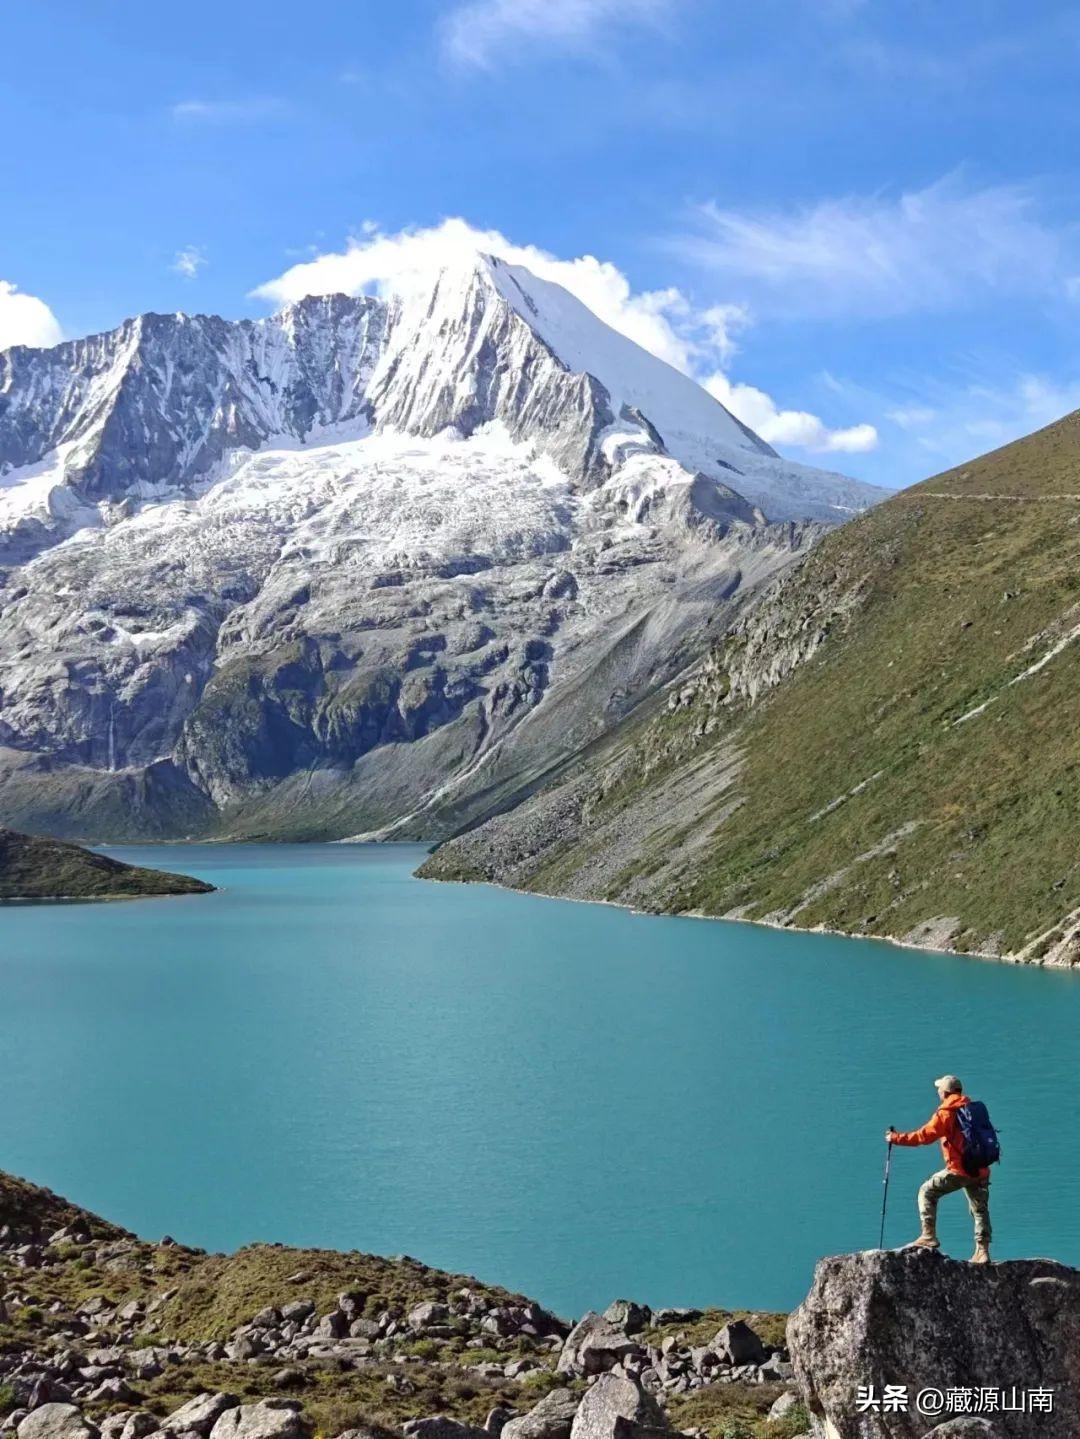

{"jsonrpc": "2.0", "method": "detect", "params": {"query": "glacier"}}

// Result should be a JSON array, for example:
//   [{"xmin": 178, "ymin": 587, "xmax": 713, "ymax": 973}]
[{"xmin": 0, "ymin": 254, "xmax": 886, "ymax": 840}]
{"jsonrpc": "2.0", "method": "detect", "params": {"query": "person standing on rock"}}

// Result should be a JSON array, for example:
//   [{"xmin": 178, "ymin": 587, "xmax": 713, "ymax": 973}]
[{"xmin": 885, "ymin": 1075, "xmax": 992, "ymax": 1264}]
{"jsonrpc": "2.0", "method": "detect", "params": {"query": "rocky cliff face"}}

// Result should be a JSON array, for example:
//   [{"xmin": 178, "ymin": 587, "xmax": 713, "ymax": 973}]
[
  {"xmin": 0, "ymin": 256, "xmax": 883, "ymax": 842},
  {"xmin": 788, "ymin": 1248, "xmax": 1080, "ymax": 1438}
]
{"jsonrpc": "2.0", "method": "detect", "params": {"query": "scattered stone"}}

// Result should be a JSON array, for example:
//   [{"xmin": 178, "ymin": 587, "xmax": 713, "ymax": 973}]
[
  {"xmin": 765, "ymin": 1393, "xmax": 799, "ymax": 1424},
  {"xmin": 270, "ymin": 1372, "xmax": 303, "ymax": 1392}
]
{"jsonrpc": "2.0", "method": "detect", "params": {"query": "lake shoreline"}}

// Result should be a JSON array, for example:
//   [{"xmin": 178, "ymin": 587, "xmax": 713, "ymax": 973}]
[{"xmin": 415, "ymin": 866, "xmax": 1067, "ymax": 972}]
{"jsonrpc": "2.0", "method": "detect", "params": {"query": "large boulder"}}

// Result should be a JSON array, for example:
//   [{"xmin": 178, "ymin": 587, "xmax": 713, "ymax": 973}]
[
  {"xmin": 557, "ymin": 1314, "xmax": 644, "ymax": 1376},
  {"xmin": 568, "ymin": 1374, "xmax": 668, "ymax": 1439},
  {"xmin": 788, "ymin": 1249, "xmax": 1080, "ymax": 1438},
  {"xmin": 501, "ymin": 1391, "xmax": 581, "ymax": 1439},
  {"xmin": 712, "ymin": 1320, "xmax": 766, "ymax": 1366},
  {"xmin": 18, "ymin": 1409, "xmax": 98, "ymax": 1439},
  {"xmin": 164, "ymin": 1397, "xmax": 241, "ymax": 1437},
  {"xmin": 209, "ymin": 1403, "xmax": 310, "ymax": 1439},
  {"xmin": 602, "ymin": 1302, "xmax": 651, "ymax": 1335}
]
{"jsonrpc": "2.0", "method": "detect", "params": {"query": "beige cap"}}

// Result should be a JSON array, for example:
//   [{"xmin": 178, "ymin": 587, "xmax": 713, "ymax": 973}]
[{"xmin": 934, "ymin": 1074, "xmax": 962, "ymax": 1093}]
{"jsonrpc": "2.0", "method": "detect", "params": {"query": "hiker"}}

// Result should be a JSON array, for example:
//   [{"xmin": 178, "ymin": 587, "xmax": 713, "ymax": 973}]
[{"xmin": 885, "ymin": 1075, "xmax": 993, "ymax": 1264}]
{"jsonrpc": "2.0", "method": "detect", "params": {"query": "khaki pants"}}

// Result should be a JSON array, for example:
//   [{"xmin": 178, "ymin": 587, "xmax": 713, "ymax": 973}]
[{"xmin": 918, "ymin": 1168, "xmax": 991, "ymax": 1244}]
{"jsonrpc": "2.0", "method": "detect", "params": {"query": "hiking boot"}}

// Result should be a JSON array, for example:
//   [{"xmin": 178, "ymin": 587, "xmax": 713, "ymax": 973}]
[
  {"xmin": 904, "ymin": 1220, "xmax": 940, "ymax": 1250},
  {"xmin": 970, "ymin": 1243, "xmax": 991, "ymax": 1264}
]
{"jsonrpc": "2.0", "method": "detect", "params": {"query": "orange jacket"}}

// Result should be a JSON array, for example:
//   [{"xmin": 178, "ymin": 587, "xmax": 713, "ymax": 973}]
[{"xmin": 891, "ymin": 1093, "xmax": 988, "ymax": 1179}]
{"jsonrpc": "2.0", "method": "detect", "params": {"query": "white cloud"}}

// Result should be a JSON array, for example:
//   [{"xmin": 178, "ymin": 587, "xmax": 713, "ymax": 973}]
[
  {"xmin": 252, "ymin": 217, "xmax": 877, "ymax": 457},
  {"xmin": 704, "ymin": 372, "xmax": 878, "ymax": 454},
  {"xmin": 678, "ymin": 176, "xmax": 1068, "ymax": 320},
  {"xmin": 442, "ymin": 0, "xmax": 669, "ymax": 68},
  {"xmin": 170, "ymin": 98, "xmax": 284, "ymax": 124},
  {"xmin": 253, "ymin": 216, "xmax": 703, "ymax": 370},
  {"xmin": 0, "ymin": 280, "xmax": 62, "ymax": 350},
  {"xmin": 172, "ymin": 246, "xmax": 206, "ymax": 280}
]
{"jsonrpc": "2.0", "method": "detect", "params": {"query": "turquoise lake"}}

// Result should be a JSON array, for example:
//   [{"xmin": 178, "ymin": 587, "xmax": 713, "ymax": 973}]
[{"xmin": 2, "ymin": 843, "xmax": 1077, "ymax": 1317}]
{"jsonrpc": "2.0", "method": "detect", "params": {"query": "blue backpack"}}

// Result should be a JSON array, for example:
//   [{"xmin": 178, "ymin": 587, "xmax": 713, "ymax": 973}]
[{"xmin": 954, "ymin": 1099, "xmax": 1001, "ymax": 1175}]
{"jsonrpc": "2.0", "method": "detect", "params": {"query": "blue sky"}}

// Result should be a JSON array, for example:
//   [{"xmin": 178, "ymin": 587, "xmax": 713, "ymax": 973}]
[{"xmin": 2, "ymin": 0, "xmax": 1079, "ymax": 490}]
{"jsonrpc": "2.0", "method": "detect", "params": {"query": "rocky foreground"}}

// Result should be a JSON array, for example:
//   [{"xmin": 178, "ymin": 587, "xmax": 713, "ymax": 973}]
[{"xmin": 2, "ymin": 1173, "xmax": 1076, "ymax": 1439}]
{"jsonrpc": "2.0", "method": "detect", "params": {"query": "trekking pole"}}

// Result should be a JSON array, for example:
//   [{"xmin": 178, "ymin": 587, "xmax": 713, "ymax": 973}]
[{"xmin": 878, "ymin": 1133, "xmax": 894, "ymax": 1249}]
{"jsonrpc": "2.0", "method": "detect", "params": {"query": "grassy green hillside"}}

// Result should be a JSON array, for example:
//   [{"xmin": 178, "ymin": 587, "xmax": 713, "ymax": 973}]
[
  {"xmin": 0, "ymin": 826, "xmax": 214, "ymax": 900},
  {"xmin": 424, "ymin": 411, "xmax": 1080, "ymax": 963}
]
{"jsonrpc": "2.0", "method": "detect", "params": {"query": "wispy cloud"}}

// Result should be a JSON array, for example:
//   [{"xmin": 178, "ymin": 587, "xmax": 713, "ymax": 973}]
[
  {"xmin": 830, "ymin": 364, "xmax": 1080, "ymax": 480},
  {"xmin": 675, "ymin": 175, "xmax": 1071, "ymax": 320},
  {"xmin": 0, "ymin": 280, "xmax": 62, "ymax": 350},
  {"xmin": 169, "ymin": 98, "xmax": 286, "ymax": 124},
  {"xmin": 252, "ymin": 217, "xmax": 876, "ymax": 457},
  {"xmin": 893, "ymin": 373, "xmax": 1080, "ymax": 469},
  {"xmin": 172, "ymin": 246, "xmax": 206, "ymax": 280},
  {"xmin": 442, "ymin": 0, "xmax": 672, "ymax": 69}
]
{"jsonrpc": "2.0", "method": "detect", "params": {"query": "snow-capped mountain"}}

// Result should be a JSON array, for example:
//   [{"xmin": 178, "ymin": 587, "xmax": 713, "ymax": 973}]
[{"xmin": 0, "ymin": 256, "xmax": 885, "ymax": 840}]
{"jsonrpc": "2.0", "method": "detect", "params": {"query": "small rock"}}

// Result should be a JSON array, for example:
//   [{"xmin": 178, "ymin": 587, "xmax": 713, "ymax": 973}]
[
  {"xmin": 270, "ymin": 1373, "xmax": 304, "ymax": 1392},
  {"xmin": 765, "ymin": 1393, "xmax": 800, "ymax": 1423}
]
